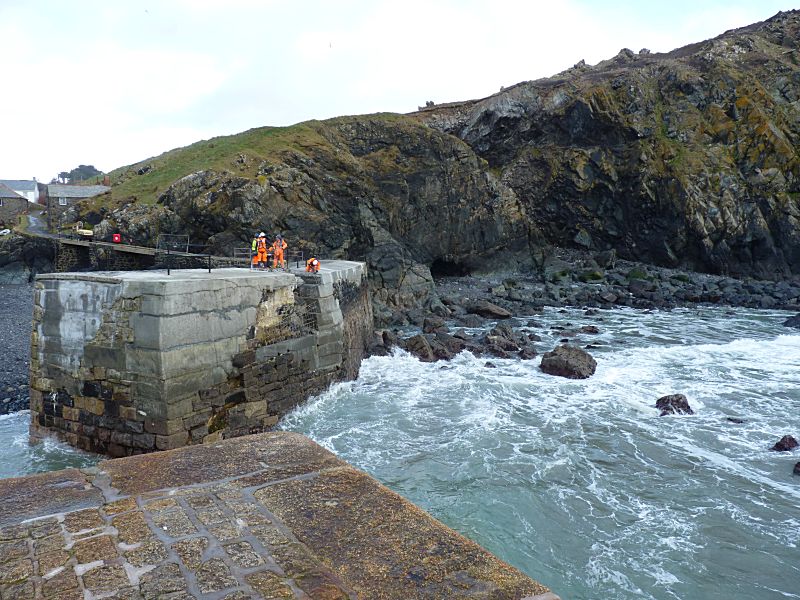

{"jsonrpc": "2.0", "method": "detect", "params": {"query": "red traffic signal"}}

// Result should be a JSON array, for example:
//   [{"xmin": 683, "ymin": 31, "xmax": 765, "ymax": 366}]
[{"xmin": 112, "ymin": 233, "xmax": 121, "ymax": 243}]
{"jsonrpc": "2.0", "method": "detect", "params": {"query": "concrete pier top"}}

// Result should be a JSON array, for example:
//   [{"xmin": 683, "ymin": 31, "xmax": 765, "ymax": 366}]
[
  {"xmin": 0, "ymin": 433, "xmax": 553, "ymax": 599},
  {"xmin": 34, "ymin": 261, "xmax": 366, "ymax": 285}
]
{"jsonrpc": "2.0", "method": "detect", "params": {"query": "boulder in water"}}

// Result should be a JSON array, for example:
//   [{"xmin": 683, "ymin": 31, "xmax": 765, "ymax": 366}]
[
  {"xmin": 466, "ymin": 300, "xmax": 512, "ymax": 319},
  {"xmin": 402, "ymin": 334, "xmax": 436, "ymax": 362},
  {"xmin": 656, "ymin": 394, "xmax": 694, "ymax": 416},
  {"xmin": 783, "ymin": 314, "xmax": 800, "ymax": 329},
  {"xmin": 770, "ymin": 435, "xmax": 799, "ymax": 452},
  {"xmin": 540, "ymin": 345, "xmax": 597, "ymax": 379},
  {"xmin": 794, "ymin": 462, "xmax": 800, "ymax": 476}
]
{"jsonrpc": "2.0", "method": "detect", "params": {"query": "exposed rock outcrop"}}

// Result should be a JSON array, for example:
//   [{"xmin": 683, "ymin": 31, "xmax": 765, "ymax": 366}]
[
  {"xmin": 0, "ymin": 234, "xmax": 55, "ymax": 284},
  {"xmin": 419, "ymin": 11, "xmax": 800, "ymax": 281}
]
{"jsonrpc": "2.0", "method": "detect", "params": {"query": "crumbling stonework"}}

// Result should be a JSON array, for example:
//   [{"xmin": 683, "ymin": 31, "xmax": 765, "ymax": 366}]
[{"xmin": 29, "ymin": 263, "xmax": 372, "ymax": 457}]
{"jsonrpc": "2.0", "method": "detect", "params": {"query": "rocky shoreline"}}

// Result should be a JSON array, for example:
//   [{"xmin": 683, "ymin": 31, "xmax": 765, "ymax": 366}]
[{"xmin": 371, "ymin": 248, "xmax": 800, "ymax": 361}]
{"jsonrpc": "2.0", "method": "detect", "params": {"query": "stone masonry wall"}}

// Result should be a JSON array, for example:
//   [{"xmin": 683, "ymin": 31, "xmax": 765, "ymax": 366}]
[{"xmin": 30, "ymin": 263, "xmax": 372, "ymax": 457}]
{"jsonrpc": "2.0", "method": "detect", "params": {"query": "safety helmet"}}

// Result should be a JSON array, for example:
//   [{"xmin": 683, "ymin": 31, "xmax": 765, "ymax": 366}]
[{"xmin": 259, "ymin": 232, "xmax": 266, "ymax": 237}]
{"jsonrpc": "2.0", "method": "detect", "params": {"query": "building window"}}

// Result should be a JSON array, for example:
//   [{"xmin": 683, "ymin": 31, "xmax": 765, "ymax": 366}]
[{"xmin": 58, "ymin": 197, "xmax": 67, "ymax": 206}]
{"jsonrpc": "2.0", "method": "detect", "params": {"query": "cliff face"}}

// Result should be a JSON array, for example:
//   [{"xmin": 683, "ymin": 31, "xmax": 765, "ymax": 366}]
[
  {"xmin": 101, "ymin": 117, "xmax": 536, "ymax": 323},
  {"xmin": 93, "ymin": 10, "xmax": 800, "ymax": 319},
  {"xmin": 419, "ymin": 10, "xmax": 800, "ymax": 279}
]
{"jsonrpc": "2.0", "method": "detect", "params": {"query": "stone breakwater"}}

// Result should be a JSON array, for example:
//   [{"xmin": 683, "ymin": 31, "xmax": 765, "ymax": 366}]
[
  {"xmin": 0, "ymin": 432, "xmax": 556, "ymax": 599},
  {"xmin": 29, "ymin": 263, "xmax": 373, "ymax": 457}
]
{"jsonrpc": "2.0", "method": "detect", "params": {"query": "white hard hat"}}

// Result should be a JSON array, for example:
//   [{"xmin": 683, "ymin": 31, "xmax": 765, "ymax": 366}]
[{"xmin": 259, "ymin": 232, "xmax": 266, "ymax": 237}]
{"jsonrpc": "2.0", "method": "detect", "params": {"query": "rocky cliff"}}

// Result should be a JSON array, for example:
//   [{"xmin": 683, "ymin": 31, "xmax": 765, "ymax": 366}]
[
  {"xmin": 418, "ymin": 10, "xmax": 800, "ymax": 279},
  {"xmin": 87, "ymin": 10, "xmax": 800, "ymax": 321}
]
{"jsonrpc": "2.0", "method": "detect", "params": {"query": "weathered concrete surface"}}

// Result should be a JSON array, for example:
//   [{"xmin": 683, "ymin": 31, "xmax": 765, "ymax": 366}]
[
  {"xmin": 0, "ymin": 432, "xmax": 555, "ymax": 599},
  {"xmin": 30, "ymin": 263, "xmax": 373, "ymax": 456}
]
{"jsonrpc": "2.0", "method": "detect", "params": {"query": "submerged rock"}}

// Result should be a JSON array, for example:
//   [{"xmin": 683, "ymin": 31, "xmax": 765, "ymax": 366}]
[
  {"xmin": 783, "ymin": 314, "xmax": 800, "ymax": 329},
  {"xmin": 539, "ymin": 345, "xmax": 597, "ymax": 379},
  {"xmin": 770, "ymin": 435, "xmax": 799, "ymax": 452},
  {"xmin": 656, "ymin": 394, "xmax": 694, "ymax": 416}
]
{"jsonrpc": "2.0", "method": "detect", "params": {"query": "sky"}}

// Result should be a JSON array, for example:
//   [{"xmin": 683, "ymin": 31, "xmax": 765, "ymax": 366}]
[{"xmin": 1, "ymin": 0, "xmax": 795, "ymax": 183}]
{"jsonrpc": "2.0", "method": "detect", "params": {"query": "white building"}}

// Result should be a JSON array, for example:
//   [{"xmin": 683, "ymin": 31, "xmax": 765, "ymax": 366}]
[{"xmin": 0, "ymin": 179, "xmax": 40, "ymax": 203}]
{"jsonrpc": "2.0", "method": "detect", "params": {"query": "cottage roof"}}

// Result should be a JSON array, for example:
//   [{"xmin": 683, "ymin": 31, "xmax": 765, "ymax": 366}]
[
  {"xmin": 48, "ymin": 184, "xmax": 110, "ymax": 198},
  {"xmin": 0, "ymin": 179, "xmax": 37, "ymax": 192},
  {"xmin": 0, "ymin": 183, "xmax": 25, "ymax": 199}
]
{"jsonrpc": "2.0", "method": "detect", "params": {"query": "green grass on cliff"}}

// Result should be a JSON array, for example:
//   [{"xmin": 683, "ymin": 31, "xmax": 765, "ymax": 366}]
[
  {"xmin": 106, "ymin": 123, "xmax": 329, "ymax": 206},
  {"xmin": 104, "ymin": 113, "xmax": 412, "ymax": 208}
]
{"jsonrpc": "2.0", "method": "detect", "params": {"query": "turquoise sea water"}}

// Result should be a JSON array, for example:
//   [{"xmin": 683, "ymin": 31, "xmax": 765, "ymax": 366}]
[{"xmin": 282, "ymin": 307, "xmax": 800, "ymax": 600}]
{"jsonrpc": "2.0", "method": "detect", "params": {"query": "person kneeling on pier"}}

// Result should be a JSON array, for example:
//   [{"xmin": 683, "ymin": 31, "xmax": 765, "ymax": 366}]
[{"xmin": 306, "ymin": 257, "xmax": 320, "ymax": 273}]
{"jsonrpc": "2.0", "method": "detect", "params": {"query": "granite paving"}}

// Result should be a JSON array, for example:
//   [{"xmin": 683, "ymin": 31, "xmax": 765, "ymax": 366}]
[{"xmin": 0, "ymin": 432, "xmax": 557, "ymax": 599}]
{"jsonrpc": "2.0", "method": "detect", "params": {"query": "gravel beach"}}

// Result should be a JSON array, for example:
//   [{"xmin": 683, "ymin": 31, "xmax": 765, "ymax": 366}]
[{"xmin": 0, "ymin": 283, "xmax": 32, "ymax": 414}]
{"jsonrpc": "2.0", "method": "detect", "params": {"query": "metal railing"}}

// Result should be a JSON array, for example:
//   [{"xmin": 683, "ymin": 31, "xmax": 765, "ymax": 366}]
[
  {"xmin": 50, "ymin": 227, "xmax": 315, "ymax": 277},
  {"xmin": 156, "ymin": 234, "xmax": 190, "ymax": 252}
]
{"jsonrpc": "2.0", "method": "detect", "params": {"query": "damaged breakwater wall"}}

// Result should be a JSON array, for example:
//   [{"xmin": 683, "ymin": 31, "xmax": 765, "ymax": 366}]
[{"xmin": 29, "ymin": 262, "xmax": 372, "ymax": 456}]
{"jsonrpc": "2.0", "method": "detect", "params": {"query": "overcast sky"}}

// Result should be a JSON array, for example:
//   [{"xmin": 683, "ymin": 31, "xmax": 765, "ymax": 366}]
[{"xmin": 1, "ymin": 0, "xmax": 795, "ymax": 182}]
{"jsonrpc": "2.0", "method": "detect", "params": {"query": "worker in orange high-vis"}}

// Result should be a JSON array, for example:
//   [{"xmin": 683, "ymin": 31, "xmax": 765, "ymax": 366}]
[
  {"xmin": 306, "ymin": 257, "xmax": 320, "ymax": 273},
  {"xmin": 252, "ymin": 232, "xmax": 269, "ymax": 269},
  {"xmin": 272, "ymin": 234, "xmax": 288, "ymax": 269}
]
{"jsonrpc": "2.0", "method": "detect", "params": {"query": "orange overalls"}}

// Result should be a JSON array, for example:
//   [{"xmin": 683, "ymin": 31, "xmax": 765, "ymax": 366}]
[
  {"xmin": 252, "ymin": 237, "xmax": 269, "ymax": 268},
  {"xmin": 272, "ymin": 238, "xmax": 287, "ymax": 269},
  {"xmin": 306, "ymin": 257, "xmax": 320, "ymax": 272}
]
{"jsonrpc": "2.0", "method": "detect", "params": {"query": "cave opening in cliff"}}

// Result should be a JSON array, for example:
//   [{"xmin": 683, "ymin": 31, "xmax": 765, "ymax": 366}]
[{"xmin": 430, "ymin": 259, "xmax": 471, "ymax": 278}]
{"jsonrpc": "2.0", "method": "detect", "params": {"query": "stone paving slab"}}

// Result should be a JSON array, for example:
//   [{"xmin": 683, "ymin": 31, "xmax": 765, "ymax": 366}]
[
  {"xmin": 0, "ymin": 468, "xmax": 102, "ymax": 527},
  {"xmin": 0, "ymin": 432, "xmax": 557, "ymax": 599}
]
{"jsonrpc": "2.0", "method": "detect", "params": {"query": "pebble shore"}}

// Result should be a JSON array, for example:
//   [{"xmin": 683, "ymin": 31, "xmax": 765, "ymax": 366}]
[{"xmin": 0, "ymin": 283, "xmax": 32, "ymax": 414}]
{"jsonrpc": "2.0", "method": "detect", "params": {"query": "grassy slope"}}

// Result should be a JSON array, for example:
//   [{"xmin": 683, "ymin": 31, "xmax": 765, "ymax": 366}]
[{"xmin": 103, "ymin": 113, "xmax": 410, "ymax": 209}]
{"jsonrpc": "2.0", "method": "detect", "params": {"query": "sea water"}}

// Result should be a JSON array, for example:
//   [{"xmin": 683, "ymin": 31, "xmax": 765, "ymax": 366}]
[
  {"xmin": 2, "ymin": 305, "xmax": 798, "ymax": 598},
  {"xmin": 282, "ymin": 306, "xmax": 800, "ymax": 600},
  {"xmin": 0, "ymin": 411, "xmax": 99, "ymax": 479}
]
